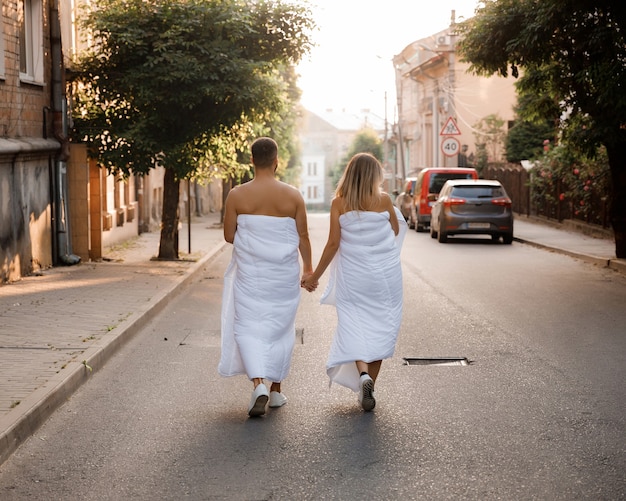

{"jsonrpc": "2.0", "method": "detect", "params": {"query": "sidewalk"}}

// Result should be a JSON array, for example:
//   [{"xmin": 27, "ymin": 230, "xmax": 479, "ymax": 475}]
[
  {"xmin": 0, "ymin": 212, "xmax": 227, "ymax": 465},
  {"xmin": 513, "ymin": 215, "xmax": 625, "ymax": 273},
  {"xmin": 0, "ymin": 213, "xmax": 624, "ymax": 465}
]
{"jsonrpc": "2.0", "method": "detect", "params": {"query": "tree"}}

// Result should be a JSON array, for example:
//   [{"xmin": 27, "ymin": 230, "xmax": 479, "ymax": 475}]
[
  {"xmin": 330, "ymin": 128, "xmax": 383, "ymax": 188},
  {"xmin": 71, "ymin": 0, "xmax": 314, "ymax": 259},
  {"xmin": 506, "ymin": 94, "xmax": 556, "ymax": 163},
  {"xmin": 472, "ymin": 113, "xmax": 506, "ymax": 172},
  {"xmin": 457, "ymin": 0, "xmax": 626, "ymax": 257}
]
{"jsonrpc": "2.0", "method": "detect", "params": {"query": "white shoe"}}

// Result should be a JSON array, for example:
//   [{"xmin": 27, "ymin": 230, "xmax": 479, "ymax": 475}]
[
  {"xmin": 269, "ymin": 391, "xmax": 288, "ymax": 408},
  {"xmin": 248, "ymin": 384, "xmax": 269, "ymax": 417},
  {"xmin": 359, "ymin": 374, "xmax": 376, "ymax": 411}
]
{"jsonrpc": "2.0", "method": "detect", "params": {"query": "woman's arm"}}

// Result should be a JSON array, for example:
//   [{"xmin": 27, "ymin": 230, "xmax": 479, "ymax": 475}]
[
  {"xmin": 385, "ymin": 193, "xmax": 400, "ymax": 236},
  {"xmin": 302, "ymin": 198, "xmax": 342, "ymax": 290}
]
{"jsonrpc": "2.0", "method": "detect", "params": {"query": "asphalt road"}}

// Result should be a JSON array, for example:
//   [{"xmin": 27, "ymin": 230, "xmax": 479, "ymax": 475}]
[{"xmin": 0, "ymin": 214, "xmax": 624, "ymax": 500}]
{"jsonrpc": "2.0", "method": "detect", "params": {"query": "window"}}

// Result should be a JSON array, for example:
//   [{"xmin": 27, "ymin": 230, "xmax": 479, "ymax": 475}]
[
  {"xmin": 19, "ymin": 0, "xmax": 44, "ymax": 84},
  {"xmin": 451, "ymin": 186, "xmax": 505, "ymax": 199}
]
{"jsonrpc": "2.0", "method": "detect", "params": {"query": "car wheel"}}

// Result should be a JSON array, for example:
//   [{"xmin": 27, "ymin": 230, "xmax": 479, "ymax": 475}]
[
  {"xmin": 416, "ymin": 213, "xmax": 425, "ymax": 232},
  {"xmin": 437, "ymin": 223, "xmax": 448, "ymax": 243},
  {"xmin": 502, "ymin": 233, "xmax": 513, "ymax": 245},
  {"xmin": 491, "ymin": 234, "xmax": 500, "ymax": 243}
]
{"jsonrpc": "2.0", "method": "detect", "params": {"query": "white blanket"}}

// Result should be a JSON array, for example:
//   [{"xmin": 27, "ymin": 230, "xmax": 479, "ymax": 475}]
[
  {"xmin": 218, "ymin": 215, "xmax": 301, "ymax": 382},
  {"xmin": 322, "ymin": 208, "xmax": 407, "ymax": 392}
]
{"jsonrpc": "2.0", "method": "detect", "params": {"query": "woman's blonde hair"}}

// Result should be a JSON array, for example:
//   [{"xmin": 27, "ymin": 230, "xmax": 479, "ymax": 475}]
[{"xmin": 335, "ymin": 153, "xmax": 384, "ymax": 211}]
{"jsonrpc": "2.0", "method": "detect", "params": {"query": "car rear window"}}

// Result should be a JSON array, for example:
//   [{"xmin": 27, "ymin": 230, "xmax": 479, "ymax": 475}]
[
  {"xmin": 450, "ymin": 186, "xmax": 505, "ymax": 198},
  {"xmin": 429, "ymin": 173, "xmax": 475, "ymax": 194}
]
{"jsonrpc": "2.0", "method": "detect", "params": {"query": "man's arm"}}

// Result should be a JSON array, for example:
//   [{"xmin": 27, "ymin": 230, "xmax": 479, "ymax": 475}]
[
  {"xmin": 294, "ymin": 193, "xmax": 313, "ymax": 275},
  {"xmin": 223, "ymin": 189, "xmax": 239, "ymax": 244}
]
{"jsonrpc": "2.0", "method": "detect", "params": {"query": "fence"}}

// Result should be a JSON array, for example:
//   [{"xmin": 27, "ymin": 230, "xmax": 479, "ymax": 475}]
[{"xmin": 483, "ymin": 163, "xmax": 611, "ymax": 229}]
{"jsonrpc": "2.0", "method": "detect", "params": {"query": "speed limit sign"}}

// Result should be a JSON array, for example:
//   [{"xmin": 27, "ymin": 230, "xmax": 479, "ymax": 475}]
[{"xmin": 441, "ymin": 137, "xmax": 460, "ymax": 157}]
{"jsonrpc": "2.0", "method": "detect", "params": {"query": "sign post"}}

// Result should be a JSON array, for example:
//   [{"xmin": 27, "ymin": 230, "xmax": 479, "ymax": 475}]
[
  {"xmin": 441, "ymin": 137, "xmax": 461, "ymax": 157},
  {"xmin": 439, "ymin": 116, "xmax": 461, "ymax": 163},
  {"xmin": 440, "ymin": 116, "xmax": 461, "ymax": 136}
]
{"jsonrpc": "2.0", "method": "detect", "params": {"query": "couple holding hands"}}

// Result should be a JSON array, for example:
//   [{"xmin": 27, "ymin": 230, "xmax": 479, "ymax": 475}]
[{"xmin": 218, "ymin": 137, "xmax": 406, "ymax": 417}]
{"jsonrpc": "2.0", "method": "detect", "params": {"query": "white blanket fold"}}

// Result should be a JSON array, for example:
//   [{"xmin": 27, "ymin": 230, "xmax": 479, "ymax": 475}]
[
  {"xmin": 218, "ymin": 215, "xmax": 300, "ymax": 382},
  {"xmin": 322, "ymin": 208, "xmax": 407, "ymax": 392}
]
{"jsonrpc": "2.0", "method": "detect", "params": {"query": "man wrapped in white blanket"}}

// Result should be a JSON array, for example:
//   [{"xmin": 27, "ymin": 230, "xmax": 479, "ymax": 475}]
[
  {"xmin": 302, "ymin": 153, "xmax": 407, "ymax": 411},
  {"xmin": 219, "ymin": 137, "xmax": 314, "ymax": 417}
]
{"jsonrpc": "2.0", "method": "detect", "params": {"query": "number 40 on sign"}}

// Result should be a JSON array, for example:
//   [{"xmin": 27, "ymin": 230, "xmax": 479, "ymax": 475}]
[{"xmin": 441, "ymin": 137, "xmax": 460, "ymax": 157}]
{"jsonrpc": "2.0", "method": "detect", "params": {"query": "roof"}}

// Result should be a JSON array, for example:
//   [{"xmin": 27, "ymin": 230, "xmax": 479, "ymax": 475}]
[{"xmin": 313, "ymin": 108, "xmax": 385, "ymax": 132}]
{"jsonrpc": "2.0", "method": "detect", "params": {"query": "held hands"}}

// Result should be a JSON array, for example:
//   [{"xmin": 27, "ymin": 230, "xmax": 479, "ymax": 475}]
[{"xmin": 301, "ymin": 272, "xmax": 318, "ymax": 292}]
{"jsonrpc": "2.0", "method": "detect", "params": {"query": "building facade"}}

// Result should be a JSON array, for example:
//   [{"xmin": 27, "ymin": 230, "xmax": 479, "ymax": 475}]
[
  {"xmin": 1, "ymin": 0, "xmax": 63, "ymax": 282},
  {"xmin": 393, "ymin": 13, "xmax": 518, "ymax": 180}
]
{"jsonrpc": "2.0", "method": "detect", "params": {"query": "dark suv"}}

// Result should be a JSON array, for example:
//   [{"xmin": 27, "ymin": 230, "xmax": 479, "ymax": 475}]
[{"xmin": 429, "ymin": 179, "xmax": 514, "ymax": 244}]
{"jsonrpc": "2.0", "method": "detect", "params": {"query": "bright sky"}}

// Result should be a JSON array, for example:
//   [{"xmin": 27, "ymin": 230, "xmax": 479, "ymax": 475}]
[{"xmin": 295, "ymin": 0, "xmax": 481, "ymax": 121}]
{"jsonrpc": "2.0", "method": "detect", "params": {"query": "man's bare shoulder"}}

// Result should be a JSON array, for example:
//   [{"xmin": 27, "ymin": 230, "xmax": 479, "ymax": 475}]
[{"xmin": 278, "ymin": 180, "xmax": 304, "ymax": 198}]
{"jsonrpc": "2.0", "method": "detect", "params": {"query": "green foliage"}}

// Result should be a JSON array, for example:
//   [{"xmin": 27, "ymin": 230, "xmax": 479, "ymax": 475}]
[
  {"xmin": 506, "ymin": 93, "xmax": 556, "ymax": 163},
  {"xmin": 70, "ymin": 0, "xmax": 314, "ymax": 179},
  {"xmin": 457, "ymin": 0, "xmax": 626, "ymax": 156},
  {"xmin": 529, "ymin": 143, "xmax": 611, "ymax": 220},
  {"xmin": 472, "ymin": 114, "xmax": 506, "ymax": 170},
  {"xmin": 473, "ymin": 144, "xmax": 488, "ymax": 175},
  {"xmin": 330, "ymin": 128, "xmax": 383, "ymax": 189}
]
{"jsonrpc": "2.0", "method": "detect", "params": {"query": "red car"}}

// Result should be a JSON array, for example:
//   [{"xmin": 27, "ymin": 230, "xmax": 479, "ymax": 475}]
[{"xmin": 410, "ymin": 167, "xmax": 478, "ymax": 232}]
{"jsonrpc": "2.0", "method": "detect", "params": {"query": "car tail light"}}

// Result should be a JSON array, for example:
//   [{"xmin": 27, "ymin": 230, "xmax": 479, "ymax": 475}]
[
  {"xmin": 443, "ymin": 197, "xmax": 466, "ymax": 207},
  {"xmin": 491, "ymin": 197, "xmax": 512, "ymax": 207}
]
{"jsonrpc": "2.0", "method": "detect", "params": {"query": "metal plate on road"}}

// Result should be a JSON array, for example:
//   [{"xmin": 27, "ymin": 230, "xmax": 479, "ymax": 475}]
[{"xmin": 403, "ymin": 357, "xmax": 470, "ymax": 366}]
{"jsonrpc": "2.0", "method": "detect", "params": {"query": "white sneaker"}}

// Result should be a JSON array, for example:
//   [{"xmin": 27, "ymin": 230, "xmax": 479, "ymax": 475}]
[
  {"xmin": 269, "ymin": 391, "xmax": 288, "ymax": 408},
  {"xmin": 359, "ymin": 374, "xmax": 376, "ymax": 411},
  {"xmin": 248, "ymin": 384, "xmax": 269, "ymax": 417}
]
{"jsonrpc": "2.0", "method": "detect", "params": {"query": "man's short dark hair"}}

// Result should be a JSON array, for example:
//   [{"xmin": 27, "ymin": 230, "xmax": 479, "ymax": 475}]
[{"xmin": 251, "ymin": 137, "xmax": 278, "ymax": 168}]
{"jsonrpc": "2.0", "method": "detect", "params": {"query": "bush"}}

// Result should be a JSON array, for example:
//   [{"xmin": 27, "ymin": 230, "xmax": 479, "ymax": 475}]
[{"xmin": 530, "ymin": 142, "xmax": 611, "ymax": 223}]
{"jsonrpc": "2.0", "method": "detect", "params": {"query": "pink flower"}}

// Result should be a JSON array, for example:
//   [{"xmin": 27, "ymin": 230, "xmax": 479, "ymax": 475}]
[
  {"xmin": 573, "ymin": 168, "xmax": 580, "ymax": 175},
  {"xmin": 559, "ymin": 193, "xmax": 565, "ymax": 201}
]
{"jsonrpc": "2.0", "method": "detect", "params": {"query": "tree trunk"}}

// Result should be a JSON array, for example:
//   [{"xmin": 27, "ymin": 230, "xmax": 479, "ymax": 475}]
[
  {"xmin": 220, "ymin": 177, "xmax": 229, "ymax": 225},
  {"xmin": 607, "ymin": 143, "xmax": 626, "ymax": 259},
  {"xmin": 158, "ymin": 168, "xmax": 180, "ymax": 260}
]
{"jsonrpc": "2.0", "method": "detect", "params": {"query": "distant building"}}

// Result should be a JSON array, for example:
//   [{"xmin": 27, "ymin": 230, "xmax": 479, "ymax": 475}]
[{"xmin": 298, "ymin": 108, "xmax": 387, "ymax": 209}]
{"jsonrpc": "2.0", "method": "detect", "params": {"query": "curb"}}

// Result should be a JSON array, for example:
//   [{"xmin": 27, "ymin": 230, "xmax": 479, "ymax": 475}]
[
  {"xmin": 513, "ymin": 237, "xmax": 622, "ymax": 272},
  {"xmin": 0, "ymin": 242, "xmax": 228, "ymax": 466},
  {"xmin": 609, "ymin": 258, "xmax": 626, "ymax": 275}
]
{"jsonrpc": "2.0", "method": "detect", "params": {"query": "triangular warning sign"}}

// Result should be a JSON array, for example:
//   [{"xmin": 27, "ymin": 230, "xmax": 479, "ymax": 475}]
[{"xmin": 440, "ymin": 116, "xmax": 461, "ymax": 136}]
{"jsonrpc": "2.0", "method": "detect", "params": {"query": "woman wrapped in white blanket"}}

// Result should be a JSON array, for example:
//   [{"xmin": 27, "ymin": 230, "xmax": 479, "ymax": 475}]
[{"xmin": 302, "ymin": 153, "xmax": 407, "ymax": 411}]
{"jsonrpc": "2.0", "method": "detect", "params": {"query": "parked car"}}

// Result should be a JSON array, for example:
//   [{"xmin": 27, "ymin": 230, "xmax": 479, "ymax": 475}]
[
  {"xmin": 410, "ymin": 167, "xmax": 478, "ymax": 232},
  {"xmin": 395, "ymin": 177, "xmax": 416, "ymax": 224},
  {"xmin": 429, "ymin": 179, "xmax": 514, "ymax": 244}
]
